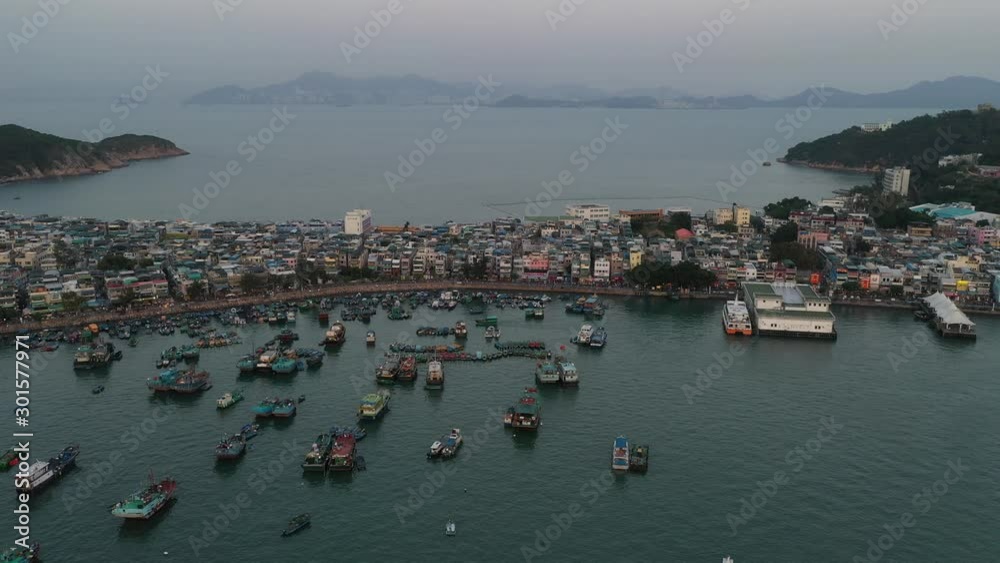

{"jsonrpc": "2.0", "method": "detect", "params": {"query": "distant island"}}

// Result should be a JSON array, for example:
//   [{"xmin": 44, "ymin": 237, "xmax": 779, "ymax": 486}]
[
  {"xmin": 0, "ymin": 124, "xmax": 188, "ymax": 185},
  {"xmin": 183, "ymin": 72, "xmax": 1000, "ymax": 110}
]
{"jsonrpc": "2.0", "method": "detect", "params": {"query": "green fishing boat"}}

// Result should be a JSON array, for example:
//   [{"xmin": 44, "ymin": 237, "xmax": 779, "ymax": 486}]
[
  {"xmin": 281, "ymin": 513, "xmax": 311, "ymax": 537},
  {"xmin": 216, "ymin": 389, "xmax": 245, "ymax": 409},
  {"xmin": 110, "ymin": 473, "xmax": 177, "ymax": 520},
  {"xmin": 180, "ymin": 344, "xmax": 200, "ymax": 361}
]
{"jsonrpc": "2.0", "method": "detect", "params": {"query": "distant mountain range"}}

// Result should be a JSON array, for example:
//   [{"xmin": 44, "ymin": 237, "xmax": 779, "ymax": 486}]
[{"xmin": 184, "ymin": 73, "xmax": 1000, "ymax": 110}]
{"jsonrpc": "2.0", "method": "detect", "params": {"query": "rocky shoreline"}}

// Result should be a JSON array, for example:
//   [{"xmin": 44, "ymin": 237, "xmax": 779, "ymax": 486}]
[{"xmin": 0, "ymin": 145, "xmax": 189, "ymax": 184}]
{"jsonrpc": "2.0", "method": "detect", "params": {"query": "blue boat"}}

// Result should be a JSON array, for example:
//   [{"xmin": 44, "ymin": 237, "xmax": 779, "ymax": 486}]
[
  {"xmin": 612, "ymin": 436, "xmax": 629, "ymax": 471},
  {"xmin": 590, "ymin": 327, "xmax": 607, "ymax": 348},
  {"xmin": 253, "ymin": 398, "xmax": 276, "ymax": 418}
]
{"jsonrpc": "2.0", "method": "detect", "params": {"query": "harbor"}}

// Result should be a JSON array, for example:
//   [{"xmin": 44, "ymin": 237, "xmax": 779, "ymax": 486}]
[{"xmin": 2, "ymin": 296, "xmax": 997, "ymax": 562}]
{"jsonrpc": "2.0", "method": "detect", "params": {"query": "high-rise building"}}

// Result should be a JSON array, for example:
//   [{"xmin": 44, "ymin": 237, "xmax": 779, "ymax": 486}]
[
  {"xmin": 345, "ymin": 209, "xmax": 373, "ymax": 235},
  {"xmin": 883, "ymin": 168, "xmax": 911, "ymax": 196}
]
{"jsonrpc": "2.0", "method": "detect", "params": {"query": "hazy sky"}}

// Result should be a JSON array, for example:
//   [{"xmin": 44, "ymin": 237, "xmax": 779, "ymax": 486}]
[{"xmin": 2, "ymin": 0, "xmax": 999, "ymax": 100}]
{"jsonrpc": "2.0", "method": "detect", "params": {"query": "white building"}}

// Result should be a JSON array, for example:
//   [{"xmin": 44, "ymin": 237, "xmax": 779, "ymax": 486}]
[
  {"xmin": 742, "ymin": 282, "xmax": 837, "ymax": 339},
  {"xmin": 883, "ymin": 168, "xmax": 911, "ymax": 196},
  {"xmin": 862, "ymin": 121, "xmax": 893, "ymax": 133},
  {"xmin": 344, "ymin": 209, "xmax": 373, "ymax": 235},
  {"xmin": 593, "ymin": 257, "xmax": 610, "ymax": 280},
  {"xmin": 566, "ymin": 204, "xmax": 610, "ymax": 221},
  {"xmin": 938, "ymin": 154, "xmax": 982, "ymax": 168}
]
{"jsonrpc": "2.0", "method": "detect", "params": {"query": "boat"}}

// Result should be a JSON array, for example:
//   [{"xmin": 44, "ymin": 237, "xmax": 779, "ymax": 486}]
[
  {"xmin": 453, "ymin": 321, "xmax": 468, "ymax": 339},
  {"xmin": 326, "ymin": 432, "xmax": 357, "ymax": 472},
  {"xmin": 556, "ymin": 358, "xmax": 579, "ymax": 386},
  {"xmin": 535, "ymin": 361, "xmax": 560, "ymax": 385},
  {"xmin": 128, "ymin": 335, "xmax": 138, "ymax": 347},
  {"xmin": 612, "ymin": 436, "xmax": 629, "ymax": 471},
  {"xmin": 445, "ymin": 520, "xmax": 456, "ymax": 536},
  {"xmin": 0, "ymin": 543, "xmax": 40, "ymax": 562},
  {"xmin": 475, "ymin": 316, "xmax": 498, "ymax": 327},
  {"xmin": 92, "ymin": 385, "xmax": 105, "ymax": 394},
  {"xmin": 146, "ymin": 367, "xmax": 211, "ymax": 394},
  {"xmin": 589, "ymin": 327, "xmax": 607, "ymax": 348},
  {"xmin": 301, "ymin": 433, "xmax": 334, "ymax": 472},
  {"xmin": 323, "ymin": 322, "xmax": 346, "ymax": 347},
  {"xmin": 180, "ymin": 344, "xmax": 200, "ymax": 361},
  {"xmin": 439, "ymin": 428, "xmax": 463, "ymax": 459},
  {"xmin": 571, "ymin": 324, "xmax": 594, "ymax": 345},
  {"xmin": 397, "ymin": 355, "xmax": 417, "ymax": 382},
  {"xmin": 0, "ymin": 449, "xmax": 18, "ymax": 471},
  {"xmin": 318, "ymin": 311, "xmax": 329, "ymax": 323},
  {"xmin": 376, "ymin": 355, "xmax": 400, "ymax": 385},
  {"xmin": 484, "ymin": 326, "xmax": 498, "ymax": 340},
  {"xmin": 239, "ymin": 422, "xmax": 260, "ymax": 440},
  {"xmin": 723, "ymin": 296, "xmax": 754, "ymax": 336},
  {"xmin": 73, "ymin": 340, "xmax": 119, "ymax": 370},
  {"xmin": 236, "ymin": 355, "xmax": 256, "ymax": 373},
  {"xmin": 215, "ymin": 434, "xmax": 247, "ymax": 460},
  {"xmin": 15, "ymin": 444, "xmax": 79, "ymax": 493},
  {"xmin": 281, "ymin": 513, "xmax": 311, "ymax": 537},
  {"xmin": 253, "ymin": 398, "xmax": 277, "ymax": 418},
  {"xmin": 366, "ymin": 330, "xmax": 376, "ymax": 345},
  {"xmin": 505, "ymin": 387, "xmax": 540, "ymax": 431},
  {"xmin": 157, "ymin": 346, "xmax": 180, "ymax": 368},
  {"xmin": 525, "ymin": 307, "xmax": 545, "ymax": 320},
  {"xmin": 216, "ymin": 389, "xmax": 245, "ymax": 409},
  {"xmin": 271, "ymin": 357, "xmax": 298, "ymax": 375},
  {"xmin": 629, "ymin": 444, "xmax": 649, "ymax": 473},
  {"xmin": 358, "ymin": 389, "xmax": 391, "ymax": 421},
  {"xmin": 914, "ymin": 309, "xmax": 930, "ymax": 321},
  {"xmin": 272, "ymin": 398, "xmax": 297, "ymax": 418},
  {"xmin": 763, "ymin": 160, "xmax": 773, "ymax": 167},
  {"xmin": 111, "ymin": 473, "xmax": 177, "ymax": 520},
  {"xmin": 424, "ymin": 360, "xmax": 444, "ymax": 390}
]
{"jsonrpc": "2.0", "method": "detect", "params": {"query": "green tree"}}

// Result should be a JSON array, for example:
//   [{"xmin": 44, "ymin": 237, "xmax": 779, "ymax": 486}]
[
  {"xmin": 716, "ymin": 221, "xmax": 738, "ymax": 233},
  {"xmin": 118, "ymin": 288, "xmax": 137, "ymax": 306},
  {"xmin": 98, "ymin": 253, "xmax": 135, "ymax": 271},
  {"xmin": 239, "ymin": 273, "xmax": 266, "ymax": 294},
  {"xmin": 764, "ymin": 197, "xmax": 812, "ymax": 220},
  {"xmin": 60, "ymin": 291, "xmax": 86, "ymax": 312},
  {"xmin": 749, "ymin": 215, "xmax": 765, "ymax": 233},
  {"xmin": 771, "ymin": 222, "xmax": 799, "ymax": 244},
  {"xmin": 842, "ymin": 281, "xmax": 861, "ymax": 292},
  {"xmin": 186, "ymin": 280, "xmax": 206, "ymax": 301},
  {"xmin": 770, "ymin": 242, "xmax": 825, "ymax": 270}
]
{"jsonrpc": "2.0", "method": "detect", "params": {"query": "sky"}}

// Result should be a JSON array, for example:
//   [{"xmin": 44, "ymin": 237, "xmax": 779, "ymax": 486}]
[{"xmin": 2, "ymin": 0, "xmax": 999, "ymax": 101}]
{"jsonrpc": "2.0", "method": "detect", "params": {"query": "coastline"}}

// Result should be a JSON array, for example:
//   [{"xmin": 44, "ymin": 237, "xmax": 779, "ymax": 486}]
[
  {"xmin": 777, "ymin": 158, "xmax": 879, "ymax": 174},
  {"xmin": 4, "ymin": 281, "xmax": 997, "ymax": 335},
  {"xmin": 0, "ymin": 147, "xmax": 190, "ymax": 185}
]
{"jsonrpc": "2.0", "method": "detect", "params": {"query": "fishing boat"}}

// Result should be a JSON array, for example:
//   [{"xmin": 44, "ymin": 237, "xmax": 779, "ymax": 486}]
[
  {"xmin": 157, "ymin": 346, "xmax": 181, "ymax": 368},
  {"xmin": 439, "ymin": 428, "xmax": 463, "ymax": 459},
  {"xmin": 323, "ymin": 322, "xmax": 346, "ymax": 347},
  {"xmin": 612, "ymin": 436, "xmax": 630, "ymax": 471},
  {"xmin": 111, "ymin": 473, "xmax": 177, "ymax": 520},
  {"xmin": 0, "ymin": 449, "xmax": 18, "ymax": 471},
  {"xmin": 92, "ymin": 385, "xmax": 105, "ymax": 394},
  {"xmin": 180, "ymin": 344, "xmax": 200, "ymax": 361},
  {"xmin": 326, "ymin": 432, "xmax": 356, "ymax": 472},
  {"xmin": 525, "ymin": 307, "xmax": 545, "ymax": 320},
  {"xmin": 236, "ymin": 355, "xmax": 256, "ymax": 374},
  {"xmin": 0, "ymin": 543, "xmax": 40, "ymax": 562},
  {"xmin": 484, "ymin": 326, "xmax": 498, "ymax": 340},
  {"xmin": 272, "ymin": 398, "xmax": 297, "ymax": 418},
  {"xmin": 366, "ymin": 330, "xmax": 377, "ymax": 345},
  {"xmin": 589, "ymin": 327, "xmax": 607, "ymax": 348},
  {"xmin": 146, "ymin": 367, "xmax": 211, "ymax": 394},
  {"xmin": 505, "ymin": 387, "xmax": 540, "ymax": 431},
  {"xmin": 453, "ymin": 321, "xmax": 468, "ymax": 339},
  {"xmin": 301, "ymin": 433, "xmax": 334, "ymax": 472},
  {"xmin": 240, "ymin": 422, "xmax": 260, "ymax": 440},
  {"xmin": 376, "ymin": 355, "xmax": 400, "ymax": 385},
  {"xmin": 535, "ymin": 360, "xmax": 560, "ymax": 385},
  {"xmin": 15, "ymin": 444, "xmax": 79, "ymax": 493},
  {"xmin": 571, "ymin": 324, "xmax": 594, "ymax": 345},
  {"xmin": 253, "ymin": 398, "xmax": 277, "ymax": 418},
  {"xmin": 556, "ymin": 358, "xmax": 579, "ymax": 386},
  {"xmin": 216, "ymin": 389, "xmax": 245, "ymax": 409},
  {"xmin": 318, "ymin": 311, "xmax": 329, "ymax": 323},
  {"xmin": 424, "ymin": 360, "xmax": 444, "ymax": 390},
  {"xmin": 215, "ymin": 434, "xmax": 247, "ymax": 460},
  {"xmin": 629, "ymin": 444, "xmax": 649, "ymax": 473},
  {"xmin": 397, "ymin": 355, "xmax": 417, "ymax": 382},
  {"xmin": 723, "ymin": 296, "xmax": 753, "ymax": 336},
  {"xmin": 271, "ymin": 357, "xmax": 298, "ymax": 375},
  {"xmin": 281, "ymin": 513, "xmax": 311, "ymax": 537},
  {"xmin": 475, "ymin": 316, "xmax": 498, "ymax": 327},
  {"xmin": 73, "ymin": 340, "xmax": 119, "ymax": 370},
  {"xmin": 358, "ymin": 389, "xmax": 391, "ymax": 421},
  {"xmin": 445, "ymin": 520, "xmax": 456, "ymax": 536}
]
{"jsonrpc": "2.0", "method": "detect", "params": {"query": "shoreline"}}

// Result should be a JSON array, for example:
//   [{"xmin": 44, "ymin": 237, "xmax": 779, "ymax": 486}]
[
  {"xmin": 4, "ymin": 281, "xmax": 997, "ymax": 335},
  {"xmin": 777, "ymin": 158, "xmax": 879, "ymax": 174}
]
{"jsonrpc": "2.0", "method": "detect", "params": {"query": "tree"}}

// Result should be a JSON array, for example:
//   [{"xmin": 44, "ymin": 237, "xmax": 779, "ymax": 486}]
[
  {"xmin": 52, "ymin": 239, "xmax": 78, "ymax": 270},
  {"xmin": 118, "ymin": 288, "xmax": 137, "ymax": 306},
  {"xmin": 239, "ymin": 273, "xmax": 266, "ymax": 294},
  {"xmin": 842, "ymin": 281, "xmax": 861, "ymax": 293},
  {"xmin": 716, "ymin": 221, "xmax": 738, "ymax": 233},
  {"xmin": 764, "ymin": 197, "xmax": 811, "ymax": 220},
  {"xmin": 186, "ymin": 280, "xmax": 206, "ymax": 301},
  {"xmin": 749, "ymin": 216, "xmax": 765, "ymax": 233},
  {"xmin": 819, "ymin": 206, "xmax": 835, "ymax": 215},
  {"xmin": 853, "ymin": 237, "xmax": 872, "ymax": 254},
  {"xmin": 60, "ymin": 291, "xmax": 86, "ymax": 313},
  {"xmin": 98, "ymin": 253, "xmax": 134, "ymax": 271},
  {"xmin": 665, "ymin": 212, "xmax": 692, "ymax": 234},
  {"xmin": 771, "ymin": 222, "xmax": 799, "ymax": 244},
  {"xmin": 976, "ymin": 219, "xmax": 991, "ymax": 227},
  {"xmin": 770, "ymin": 242, "xmax": 825, "ymax": 271}
]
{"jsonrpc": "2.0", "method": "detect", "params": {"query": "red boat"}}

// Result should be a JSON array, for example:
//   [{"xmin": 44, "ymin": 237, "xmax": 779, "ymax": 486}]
[
  {"xmin": 397, "ymin": 355, "xmax": 417, "ymax": 382},
  {"xmin": 326, "ymin": 433, "xmax": 356, "ymax": 472}
]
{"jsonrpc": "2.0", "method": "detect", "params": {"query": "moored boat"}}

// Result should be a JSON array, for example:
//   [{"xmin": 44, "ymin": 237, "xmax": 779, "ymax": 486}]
[
  {"xmin": 629, "ymin": 444, "xmax": 649, "ymax": 473},
  {"xmin": 216, "ymin": 389, "xmax": 245, "ymax": 409},
  {"xmin": 424, "ymin": 360, "xmax": 444, "ymax": 390},
  {"xmin": 0, "ymin": 543, "xmax": 40, "ymax": 562},
  {"xmin": 454, "ymin": 321, "xmax": 468, "ymax": 339},
  {"xmin": 111, "ymin": 473, "xmax": 177, "ymax": 520},
  {"xmin": 397, "ymin": 355, "xmax": 417, "ymax": 382},
  {"xmin": 589, "ymin": 327, "xmax": 607, "ymax": 348},
  {"xmin": 376, "ymin": 355, "xmax": 400, "ymax": 385},
  {"xmin": 723, "ymin": 296, "xmax": 754, "ymax": 336},
  {"xmin": 281, "ymin": 513, "xmax": 311, "ymax": 537},
  {"xmin": 358, "ymin": 389, "xmax": 391, "ymax": 421},
  {"xmin": 302, "ymin": 433, "xmax": 334, "ymax": 472},
  {"xmin": 253, "ymin": 398, "xmax": 277, "ymax": 418},
  {"xmin": 73, "ymin": 340, "xmax": 119, "ymax": 370},
  {"xmin": 323, "ymin": 322, "xmax": 346, "ymax": 346},
  {"xmin": 0, "ymin": 449, "xmax": 18, "ymax": 471},
  {"xmin": 272, "ymin": 398, "xmax": 297, "ymax": 418},
  {"xmin": 15, "ymin": 444, "xmax": 79, "ymax": 493},
  {"xmin": 146, "ymin": 367, "xmax": 211, "ymax": 394},
  {"xmin": 556, "ymin": 358, "xmax": 579, "ymax": 386},
  {"xmin": 571, "ymin": 324, "xmax": 594, "ymax": 345},
  {"xmin": 366, "ymin": 330, "xmax": 376, "ymax": 345},
  {"xmin": 612, "ymin": 436, "xmax": 629, "ymax": 471},
  {"xmin": 215, "ymin": 434, "xmax": 247, "ymax": 460},
  {"xmin": 505, "ymin": 387, "xmax": 540, "ymax": 431},
  {"xmin": 535, "ymin": 360, "xmax": 560, "ymax": 385},
  {"xmin": 326, "ymin": 432, "xmax": 356, "ymax": 472}
]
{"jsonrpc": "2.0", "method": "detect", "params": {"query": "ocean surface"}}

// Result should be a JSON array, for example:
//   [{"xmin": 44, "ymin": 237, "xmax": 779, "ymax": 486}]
[
  {"xmin": 0, "ymin": 103, "xmax": 939, "ymax": 223},
  {"xmin": 3, "ymin": 300, "xmax": 998, "ymax": 562}
]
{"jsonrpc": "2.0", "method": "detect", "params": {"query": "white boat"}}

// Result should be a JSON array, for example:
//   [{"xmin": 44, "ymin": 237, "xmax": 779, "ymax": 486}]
[
  {"xmin": 573, "ymin": 324, "xmax": 594, "ymax": 344},
  {"xmin": 612, "ymin": 436, "xmax": 629, "ymax": 471},
  {"xmin": 484, "ymin": 326, "xmax": 497, "ymax": 340},
  {"xmin": 723, "ymin": 558, "xmax": 735, "ymax": 563},
  {"xmin": 286, "ymin": 311, "xmax": 296, "ymax": 323},
  {"xmin": 427, "ymin": 440, "xmax": 444, "ymax": 458},
  {"xmin": 445, "ymin": 520, "xmax": 456, "ymax": 536},
  {"xmin": 324, "ymin": 322, "xmax": 346, "ymax": 345},
  {"xmin": 366, "ymin": 331, "xmax": 376, "ymax": 345},
  {"xmin": 557, "ymin": 360, "xmax": 579, "ymax": 386},
  {"xmin": 723, "ymin": 296, "xmax": 753, "ymax": 336}
]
